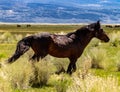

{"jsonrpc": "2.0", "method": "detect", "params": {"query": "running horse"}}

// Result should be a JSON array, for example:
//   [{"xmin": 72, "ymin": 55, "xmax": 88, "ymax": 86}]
[{"xmin": 7, "ymin": 21, "xmax": 109, "ymax": 74}]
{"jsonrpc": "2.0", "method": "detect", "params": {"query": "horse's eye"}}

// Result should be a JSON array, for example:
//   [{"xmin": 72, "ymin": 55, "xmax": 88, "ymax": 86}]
[{"xmin": 99, "ymin": 29, "xmax": 103, "ymax": 32}]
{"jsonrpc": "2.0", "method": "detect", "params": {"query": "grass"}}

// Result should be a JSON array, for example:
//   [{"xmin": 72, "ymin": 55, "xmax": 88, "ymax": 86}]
[
  {"xmin": 67, "ymin": 71, "xmax": 120, "ymax": 92},
  {"xmin": 0, "ymin": 24, "xmax": 81, "ymax": 35},
  {"xmin": 90, "ymin": 69, "xmax": 120, "ymax": 86},
  {"xmin": 0, "ymin": 24, "xmax": 120, "ymax": 92}
]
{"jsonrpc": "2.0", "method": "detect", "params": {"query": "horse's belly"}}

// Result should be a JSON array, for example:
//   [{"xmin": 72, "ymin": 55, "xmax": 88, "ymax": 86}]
[
  {"xmin": 48, "ymin": 41, "xmax": 81, "ymax": 58},
  {"xmin": 48, "ymin": 47, "xmax": 71, "ymax": 58},
  {"xmin": 49, "ymin": 50, "xmax": 69, "ymax": 58}
]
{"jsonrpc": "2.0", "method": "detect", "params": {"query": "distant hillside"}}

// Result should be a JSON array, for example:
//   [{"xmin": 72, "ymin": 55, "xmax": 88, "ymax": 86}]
[{"xmin": 0, "ymin": 2, "xmax": 120, "ymax": 23}]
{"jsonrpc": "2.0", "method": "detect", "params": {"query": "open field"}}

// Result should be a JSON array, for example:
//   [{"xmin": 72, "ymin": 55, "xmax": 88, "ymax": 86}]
[
  {"xmin": 0, "ymin": 24, "xmax": 120, "ymax": 92},
  {"xmin": 0, "ymin": 24, "xmax": 82, "ymax": 35}
]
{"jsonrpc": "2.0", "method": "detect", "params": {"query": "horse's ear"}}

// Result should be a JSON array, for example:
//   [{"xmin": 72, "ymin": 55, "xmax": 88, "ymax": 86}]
[
  {"xmin": 97, "ymin": 20, "xmax": 100, "ymax": 24},
  {"xmin": 96, "ymin": 20, "xmax": 101, "ymax": 29},
  {"xmin": 87, "ymin": 21, "xmax": 101, "ymax": 31}
]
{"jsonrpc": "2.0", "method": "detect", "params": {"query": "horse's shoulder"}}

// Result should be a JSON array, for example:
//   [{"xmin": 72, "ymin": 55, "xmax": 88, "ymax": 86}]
[
  {"xmin": 50, "ymin": 34, "xmax": 74, "ymax": 45},
  {"xmin": 50, "ymin": 34, "xmax": 67, "ymax": 41}
]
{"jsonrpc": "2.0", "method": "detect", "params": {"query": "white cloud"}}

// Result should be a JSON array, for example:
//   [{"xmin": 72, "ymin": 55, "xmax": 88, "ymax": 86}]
[
  {"xmin": 100, "ymin": 0, "xmax": 109, "ymax": 3},
  {"xmin": 7, "ymin": 10, "xmax": 14, "ymax": 14},
  {"xmin": 80, "ymin": 4, "xmax": 101, "ymax": 7}
]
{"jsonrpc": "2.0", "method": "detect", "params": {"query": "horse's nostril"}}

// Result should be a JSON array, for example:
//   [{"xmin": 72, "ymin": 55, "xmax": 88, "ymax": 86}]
[{"xmin": 105, "ymin": 38, "xmax": 110, "ymax": 42}]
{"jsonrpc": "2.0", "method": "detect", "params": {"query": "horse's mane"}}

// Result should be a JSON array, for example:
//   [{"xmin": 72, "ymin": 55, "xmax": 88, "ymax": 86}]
[
  {"xmin": 74, "ymin": 22, "xmax": 100, "ymax": 36},
  {"xmin": 66, "ymin": 31, "xmax": 75, "ymax": 37},
  {"xmin": 65, "ymin": 25, "xmax": 89, "ymax": 40}
]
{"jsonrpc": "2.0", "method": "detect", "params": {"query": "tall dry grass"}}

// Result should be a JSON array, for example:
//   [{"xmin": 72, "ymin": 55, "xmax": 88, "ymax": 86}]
[
  {"xmin": 88, "ymin": 48, "xmax": 108, "ymax": 69},
  {"xmin": 109, "ymin": 31, "xmax": 120, "ymax": 47},
  {"xmin": 67, "ymin": 72, "xmax": 120, "ymax": 92},
  {"xmin": 0, "ymin": 57, "xmax": 54, "ymax": 89}
]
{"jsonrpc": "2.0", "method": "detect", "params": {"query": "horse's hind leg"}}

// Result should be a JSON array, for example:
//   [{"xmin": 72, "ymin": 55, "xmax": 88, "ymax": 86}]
[
  {"xmin": 7, "ymin": 41, "xmax": 30, "ymax": 63},
  {"xmin": 29, "ymin": 54, "xmax": 39, "ymax": 61},
  {"xmin": 29, "ymin": 54, "xmax": 37, "ymax": 61}
]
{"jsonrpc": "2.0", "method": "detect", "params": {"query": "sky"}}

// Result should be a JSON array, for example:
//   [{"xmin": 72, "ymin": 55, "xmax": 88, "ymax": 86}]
[
  {"xmin": 21, "ymin": 0, "xmax": 120, "ymax": 9},
  {"xmin": 0, "ymin": 0, "xmax": 120, "ymax": 23},
  {"xmin": 1, "ymin": 0, "xmax": 120, "ymax": 9}
]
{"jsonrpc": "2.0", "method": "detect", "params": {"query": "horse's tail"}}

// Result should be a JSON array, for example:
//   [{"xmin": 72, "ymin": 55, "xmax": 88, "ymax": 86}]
[{"xmin": 7, "ymin": 36, "xmax": 32, "ymax": 63}]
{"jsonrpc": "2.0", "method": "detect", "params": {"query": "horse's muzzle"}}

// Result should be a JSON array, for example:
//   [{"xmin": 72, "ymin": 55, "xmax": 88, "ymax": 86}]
[{"xmin": 104, "ymin": 37, "xmax": 110, "ymax": 42}]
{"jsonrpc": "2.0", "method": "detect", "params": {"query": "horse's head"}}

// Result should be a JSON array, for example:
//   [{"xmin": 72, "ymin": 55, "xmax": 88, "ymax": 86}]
[{"xmin": 88, "ymin": 21, "xmax": 110, "ymax": 42}]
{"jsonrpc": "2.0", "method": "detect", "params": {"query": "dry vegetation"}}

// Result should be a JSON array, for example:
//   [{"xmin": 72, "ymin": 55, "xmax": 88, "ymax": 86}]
[{"xmin": 0, "ymin": 24, "xmax": 120, "ymax": 92}]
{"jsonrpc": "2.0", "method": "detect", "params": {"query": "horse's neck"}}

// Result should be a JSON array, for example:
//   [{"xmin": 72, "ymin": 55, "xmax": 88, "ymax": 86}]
[
  {"xmin": 77, "ymin": 33, "xmax": 94, "ymax": 47},
  {"xmin": 67, "ymin": 31, "xmax": 94, "ymax": 47}
]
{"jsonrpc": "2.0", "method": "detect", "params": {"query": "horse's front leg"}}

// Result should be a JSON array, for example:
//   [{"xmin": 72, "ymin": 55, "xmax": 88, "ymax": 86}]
[
  {"xmin": 67, "ymin": 62, "xmax": 73, "ymax": 74},
  {"xmin": 72, "ymin": 63, "xmax": 77, "ymax": 72},
  {"xmin": 67, "ymin": 57, "xmax": 77, "ymax": 74}
]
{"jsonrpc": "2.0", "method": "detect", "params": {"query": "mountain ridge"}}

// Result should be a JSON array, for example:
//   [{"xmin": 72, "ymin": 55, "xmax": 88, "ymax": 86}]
[{"xmin": 0, "ymin": 2, "xmax": 120, "ymax": 23}]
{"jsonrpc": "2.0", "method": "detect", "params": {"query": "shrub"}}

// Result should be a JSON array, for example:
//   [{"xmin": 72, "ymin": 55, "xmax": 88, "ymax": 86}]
[
  {"xmin": 0, "ymin": 32, "xmax": 23, "ymax": 44},
  {"xmin": 30, "ymin": 60, "xmax": 54, "ymax": 87},
  {"xmin": 53, "ymin": 60, "xmax": 66, "ymax": 74},
  {"xmin": 2, "ymin": 59, "xmax": 34, "ymax": 89},
  {"xmin": 0, "ymin": 79, "xmax": 12, "ymax": 92},
  {"xmin": 115, "ymin": 51, "xmax": 120, "ymax": 71},
  {"xmin": 67, "ymin": 72, "xmax": 120, "ymax": 92},
  {"xmin": 80, "ymin": 55, "xmax": 92, "ymax": 78},
  {"xmin": 0, "ymin": 32, "xmax": 15, "ymax": 43},
  {"xmin": 88, "ymin": 48, "xmax": 108, "ymax": 69},
  {"xmin": 55, "ymin": 74, "xmax": 71, "ymax": 92},
  {"xmin": 2, "ymin": 57, "xmax": 54, "ymax": 89},
  {"xmin": 14, "ymin": 34, "xmax": 23, "ymax": 41},
  {"xmin": 109, "ymin": 32, "xmax": 120, "ymax": 47}
]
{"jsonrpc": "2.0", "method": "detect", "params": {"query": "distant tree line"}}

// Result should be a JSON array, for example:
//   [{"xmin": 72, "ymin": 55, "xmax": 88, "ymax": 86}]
[
  {"xmin": 106, "ymin": 25, "xmax": 120, "ymax": 28},
  {"xmin": 17, "ymin": 24, "xmax": 31, "ymax": 27}
]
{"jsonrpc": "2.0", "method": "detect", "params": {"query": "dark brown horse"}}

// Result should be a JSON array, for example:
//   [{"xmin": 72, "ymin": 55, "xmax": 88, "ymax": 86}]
[{"xmin": 7, "ymin": 21, "xmax": 109, "ymax": 74}]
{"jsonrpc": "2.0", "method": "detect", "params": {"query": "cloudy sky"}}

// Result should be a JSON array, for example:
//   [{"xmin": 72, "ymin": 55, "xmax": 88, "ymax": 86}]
[
  {"xmin": 0, "ymin": 0, "xmax": 120, "ymax": 23},
  {"xmin": 1, "ymin": 0, "xmax": 120, "ymax": 8}
]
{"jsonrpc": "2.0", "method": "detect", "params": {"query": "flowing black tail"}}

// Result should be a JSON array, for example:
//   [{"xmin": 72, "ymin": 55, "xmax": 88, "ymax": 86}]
[{"xmin": 7, "ymin": 38, "xmax": 31, "ymax": 63}]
